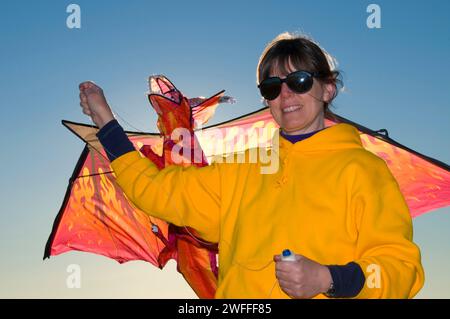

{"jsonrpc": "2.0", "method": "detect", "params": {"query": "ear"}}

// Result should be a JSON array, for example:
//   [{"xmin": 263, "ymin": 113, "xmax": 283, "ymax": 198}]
[{"xmin": 322, "ymin": 83, "xmax": 336, "ymax": 103}]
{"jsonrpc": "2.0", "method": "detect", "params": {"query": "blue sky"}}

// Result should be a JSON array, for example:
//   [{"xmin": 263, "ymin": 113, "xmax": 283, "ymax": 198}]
[{"xmin": 0, "ymin": 0, "xmax": 449, "ymax": 298}]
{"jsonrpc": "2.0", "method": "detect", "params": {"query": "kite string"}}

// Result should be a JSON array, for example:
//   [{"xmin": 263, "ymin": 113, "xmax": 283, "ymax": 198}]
[
  {"xmin": 113, "ymin": 110, "xmax": 147, "ymax": 133},
  {"xmin": 114, "ymin": 103, "xmax": 160, "ymax": 133}
]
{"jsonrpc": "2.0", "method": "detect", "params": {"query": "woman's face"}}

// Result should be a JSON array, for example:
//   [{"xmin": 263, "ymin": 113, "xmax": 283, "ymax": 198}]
[{"xmin": 266, "ymin": 63, "xmax": 333, "ymax": 135}]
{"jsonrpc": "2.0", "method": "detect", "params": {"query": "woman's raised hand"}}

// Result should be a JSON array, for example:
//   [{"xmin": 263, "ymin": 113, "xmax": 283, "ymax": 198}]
[{"xmin": 79, "ymin": 81, "xmax": 115, "ymax": 129}]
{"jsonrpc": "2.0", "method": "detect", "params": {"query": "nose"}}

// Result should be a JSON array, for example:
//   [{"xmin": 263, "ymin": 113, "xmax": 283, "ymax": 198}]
[{"xmin": 279, "ymin": 82, "xmax": 294, "ymax": 98}]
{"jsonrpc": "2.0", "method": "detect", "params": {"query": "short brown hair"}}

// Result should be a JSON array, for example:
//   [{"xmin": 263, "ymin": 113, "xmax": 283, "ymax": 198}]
[{"xmin": 257, "ymin": 32, "xmax": 343, "ymax": 119}]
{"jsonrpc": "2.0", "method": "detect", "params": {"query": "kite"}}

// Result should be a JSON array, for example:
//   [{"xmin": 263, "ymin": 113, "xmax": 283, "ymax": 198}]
[{"xmin": 44, "ymin": 75, "xmax": 450, "ymax": 298}]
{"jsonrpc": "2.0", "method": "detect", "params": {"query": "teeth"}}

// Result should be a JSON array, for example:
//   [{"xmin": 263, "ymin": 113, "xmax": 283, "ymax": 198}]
[{"xmin": 282, "ymin": 105, "xmax": 301, "ymax": 113}]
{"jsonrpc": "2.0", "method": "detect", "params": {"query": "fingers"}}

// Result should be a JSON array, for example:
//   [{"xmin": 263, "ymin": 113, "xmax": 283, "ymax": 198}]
[
  {"xmin": 79, "ymin": 92, "xmax": 87, "ymax": 103},
  {"xmin": 78, "ymin": 82, "xmax": 96, "ymax": 117},
  {"xmin": 79, "ymin": 81, "xmax": 96, "ymax": 90},
  {"xmin": 79, "ymin": 90, "xmax": 90, "ymax": 114},
  {"xmin": 276, "ymin": 267, "xmax": 297, "ymax": 280},
  {"xmin": 274, "ymin": 255, "xmax": 302, "ymax": 273},
  {"xmin": 277, "ymin": 279, "xmax": 300, "ymax": 299},
  {"xmin": 278, "ymin": 278, "xmax": 296, "ymax": 290},
  {"xmin": 79, "ymin": 90, "xmax": 92, "ymax": 116},
  {"xmin": 79, "ymin": 81, "xmax": 89, "ymax": 91},
  {"xmin": 273, "ymin": 254, "xmax": 302, "ymax": 262},
  {"xmin": 80, "ymin": 101, "xmax": 91, "ymax": 113},
  {"xmin": 77, "ymin": 81, "xmax": 112, "ymax": 126}
]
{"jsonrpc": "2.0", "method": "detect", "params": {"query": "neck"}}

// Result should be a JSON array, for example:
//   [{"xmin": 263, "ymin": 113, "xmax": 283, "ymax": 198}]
[
  {"xmin": 282, "ymin": 111, "xmax": 325, "ymax": 135},
  {"xmin": 282, "ymin": 121, "xmax": 325, "ymax": 136},
  {"xmin": 280, "ymin": 127, "xmax": 324, "ymax": 144}
]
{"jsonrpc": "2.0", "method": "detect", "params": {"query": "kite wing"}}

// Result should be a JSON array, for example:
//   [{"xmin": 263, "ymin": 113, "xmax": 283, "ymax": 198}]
[
  {"xmin": 44, "ymin": 120, "xmax": 219, "ymax": 298},
  {"xmin": 330, "ymin": 113, "xmax": 450, "ymax": 217},
  {"xmin": 196, "ymin": 108, "xmax": 450, "ymax": 217},
  {"xmin": 45, "ymin": 107, "xmax": 449, "ymax": 298},
  {"xmin": 44, "ymin": 122, "xmax": 169, "ymax": 264}
]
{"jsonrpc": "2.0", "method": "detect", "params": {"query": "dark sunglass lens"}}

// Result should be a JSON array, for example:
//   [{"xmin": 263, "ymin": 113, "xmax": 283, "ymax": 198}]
[
  {"xmin": 287, "ymin": 71, "xmax": 313, "ymax": 94},
  {"xmin": 259, "ymin": 78, "xmax": 281, "ymax": 100}
]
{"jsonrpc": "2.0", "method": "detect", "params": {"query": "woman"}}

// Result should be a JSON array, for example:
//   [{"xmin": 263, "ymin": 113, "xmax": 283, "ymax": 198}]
[{"xmin": 79, "ymin": 32, "xmax": 424, "ymax": 298}]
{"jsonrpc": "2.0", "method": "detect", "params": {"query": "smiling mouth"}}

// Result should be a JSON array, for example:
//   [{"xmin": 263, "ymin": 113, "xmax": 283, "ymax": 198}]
[{"xmin": 282, "ymin": 105, "xmax": 302, "ymax": 113}]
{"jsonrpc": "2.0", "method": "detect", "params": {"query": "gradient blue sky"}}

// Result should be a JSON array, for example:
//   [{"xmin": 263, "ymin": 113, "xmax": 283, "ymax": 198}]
[{"xmin": 0, "ymin": 0, "xmax": 449, "ymax": 298}]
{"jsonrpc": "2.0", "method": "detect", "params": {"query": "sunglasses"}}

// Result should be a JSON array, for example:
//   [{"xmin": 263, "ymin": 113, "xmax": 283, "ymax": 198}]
[{"xmin": 258, "ymin": 70, "xmax": 321, "ymax": 101}]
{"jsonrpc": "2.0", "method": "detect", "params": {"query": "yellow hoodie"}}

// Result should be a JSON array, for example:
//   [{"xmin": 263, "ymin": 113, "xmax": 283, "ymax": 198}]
[{"xmin": 111, "ymin": 123, "xmax": 424, "ymax": 298}]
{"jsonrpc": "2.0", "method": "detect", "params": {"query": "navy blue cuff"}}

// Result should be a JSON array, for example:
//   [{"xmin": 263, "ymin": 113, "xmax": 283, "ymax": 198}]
[
  {"xmin": 326, "ymin": 262, "xmax": 365, "ymax": 298},
  {"xmin": 96, "ymin": 119, "xmax": 135, "ymax": 162}
]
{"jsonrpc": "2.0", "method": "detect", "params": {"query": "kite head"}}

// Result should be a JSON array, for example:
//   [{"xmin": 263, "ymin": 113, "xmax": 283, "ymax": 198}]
[
  {"xmin": 147, "ymin": 75, "xmax": 236, "ymax": 136},
  {"xmin": 147, "ymin": 75, "xmax": 193, "ymax": 137}
]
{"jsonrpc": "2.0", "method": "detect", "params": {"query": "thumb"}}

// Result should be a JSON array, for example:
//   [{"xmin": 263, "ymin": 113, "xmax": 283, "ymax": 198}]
[{"xmin": 273, "ymin": 253, "xmax": 304, "ymax": 262}]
